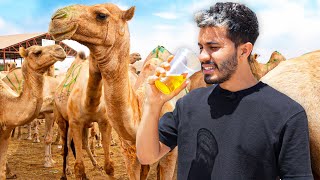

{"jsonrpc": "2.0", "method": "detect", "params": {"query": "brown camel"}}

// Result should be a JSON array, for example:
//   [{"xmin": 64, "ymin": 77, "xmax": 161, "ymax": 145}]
[
  {"xmin": 4, "ymin": 62, "xmax": 17, "ymax": 71},
  {"xmin": 249, "ymin": 51, "xmax": 286, "ymax": 80},
  {"xmin": 49, "ymin": 4, "xmax": 178, "ymax": 180},
  {"xmin": 129, "ymin": 53, "xmax": 142, "ymax": 74},
  {"xmin": 0, "ymin": 45, "xmax": 66, "ymax": 179},
  {"xmin": 260, "ymin": 50, "xmax": 320, "ymax": 179},
  {"xmin": 3, "ymin": 67, "xmax": 62, "ymax": 167},
  {"xmin": 53, "ymin": 51, "xmax": 107, "ymax": 178}
]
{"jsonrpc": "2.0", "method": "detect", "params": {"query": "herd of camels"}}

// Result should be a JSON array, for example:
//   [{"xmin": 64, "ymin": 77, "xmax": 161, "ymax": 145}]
[{"xmin": 0, "ymin": 3, "xmax": 319, "ymax": 180}]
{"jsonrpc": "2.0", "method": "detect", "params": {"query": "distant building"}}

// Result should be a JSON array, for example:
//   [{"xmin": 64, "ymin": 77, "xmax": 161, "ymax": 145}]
[{"xmin": 0, "ymin": 32, "xmax": 77, "ymax": 71}]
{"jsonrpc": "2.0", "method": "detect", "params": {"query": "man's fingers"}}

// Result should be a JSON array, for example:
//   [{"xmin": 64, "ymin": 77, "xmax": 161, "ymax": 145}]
[
  {"xmin": 167, "ymin": 55, "xmax": 174, "ymax": 63},
  {"xmin": 155, "ymin": 67, "xmax": 166, "ymax": 77},
  {"xmin": 160, "ymin": 62, "xmax": 171, "ymax": 71},
  {"xmin": 170, "ymin": 80, "xmax": 190, "ymax": 98},
  {"xmin": 181, "ymin": 73, "xmax": 188, "ymax": 79},
  {"xmin": 148, "ymin": 75, "xmax": 160, "ymax": 85}
]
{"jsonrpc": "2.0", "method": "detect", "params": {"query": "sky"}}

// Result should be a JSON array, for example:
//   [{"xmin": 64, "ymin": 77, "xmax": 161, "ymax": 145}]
[{"xmin": 0, "ymin": 0, "xmax": 320, "ymax": 71}]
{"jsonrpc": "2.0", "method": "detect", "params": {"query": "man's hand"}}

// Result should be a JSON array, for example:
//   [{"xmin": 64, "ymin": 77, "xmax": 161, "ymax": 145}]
[{"xmin": 146, "ymin": 55, "xmax": 189, "ymax": 106}]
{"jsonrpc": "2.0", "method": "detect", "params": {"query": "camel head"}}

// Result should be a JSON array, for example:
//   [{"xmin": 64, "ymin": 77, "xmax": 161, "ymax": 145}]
[
  {"xmin": 266, "ymin": 51, "xmax": 286, "ymax": 70},
  {"xmin": 19, "ymin": 45, "xmax": 66, "ymax": 74},
  {"xmin": 49, "ymin": 3, "xmax": 135, "ymax": 48},
  {"xmin": 130, "ymin": 53, "xmax": 141, "ymax": 64},
  {"xmin": 6, "ymin": 62, "xmax": 17, "ymax": 71}
]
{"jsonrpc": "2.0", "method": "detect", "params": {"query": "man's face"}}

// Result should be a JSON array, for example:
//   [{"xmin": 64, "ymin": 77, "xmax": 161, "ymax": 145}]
[{"xmin": 198, "ymin": 26, "xmax": 238, "ymax": 84}]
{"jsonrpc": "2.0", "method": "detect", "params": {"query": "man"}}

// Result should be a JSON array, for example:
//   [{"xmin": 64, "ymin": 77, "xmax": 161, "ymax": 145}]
[{"xmin": 136, "ymin": 2, "xmax": 313, "ymax": 179}]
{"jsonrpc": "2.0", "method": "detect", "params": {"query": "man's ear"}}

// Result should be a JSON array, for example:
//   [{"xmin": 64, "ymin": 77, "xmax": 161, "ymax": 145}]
[{"xmin": 238, "ymin": 42, "xmax": 253, "ymax": 60}]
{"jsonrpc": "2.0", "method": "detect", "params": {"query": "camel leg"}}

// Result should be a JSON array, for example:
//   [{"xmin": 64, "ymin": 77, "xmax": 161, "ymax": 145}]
[
  {"xmin": 70, "ymin": 121, "xmax": 88, "ymax": 180},
  {"xmin": 54, "ymin": 106, "xmax": 70, "ymax": 179},
  {"xmin": 157, "ymin": 148, "xmax": 177, "ymax": 180},
  {"xmin": 96, "ymin": 132, "xmax": 102, "ymax": 148},
  {"xmin": 26, "ymin": 122, "xmax": 32, "ymax": 140},
  {"xmin": 0, "ymin": 128, "xmax": 12, "ymax": 180},
  {"xmin": 44, "ymin": 113, "xmax": 55, "ymax": 167},
  {"xmin": 53, "ymin": 129, "xmax": 61, "ymax": 145},
  {"xmin": 17, "ymin": 126, "xmax": 21, "ymax": 140},
  {"xmin": 89, "ymin": 126, "xmax": 97, "ymax": 157},
  {"xmin": 140, "ymin": 165, "xmax": 150, "ymax": 180},
  {"xmin": 6, "ymin": 162, "xmax": 17, "ymax": 179},
  {"xmin": 121, "ymin": 139, "xmax": 142, "ymax": 180},
  {"xmin": 33, "ymin": 119, "xmax": 40, "ymax": 143},
  {"xmin": 98, "ymin": 122, "xmax": 114, "ymax": 176},
  {"xmin": 82, "ymin": 127, "xmax": 100, "ymax": 169},
  {"xmin": 11, "ymin": 128, "xmax": 15, "ymax": 138}
]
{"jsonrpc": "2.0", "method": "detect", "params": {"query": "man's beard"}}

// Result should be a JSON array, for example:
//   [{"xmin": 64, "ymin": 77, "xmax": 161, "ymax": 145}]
[{"xmin": 202, "ymin": 52, "xmax": 238, "ymax": 84}]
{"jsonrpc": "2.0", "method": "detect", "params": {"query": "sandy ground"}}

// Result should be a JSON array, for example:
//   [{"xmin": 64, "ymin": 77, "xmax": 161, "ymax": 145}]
[{"xmin": 7, "ymin": 122, "xmax": 177, "ymax": 179}]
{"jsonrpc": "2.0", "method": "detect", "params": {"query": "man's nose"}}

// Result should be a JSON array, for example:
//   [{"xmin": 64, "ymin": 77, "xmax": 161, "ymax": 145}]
[{"xmin": 198, "ymin": 49, "xmax": 211, "ymax": 62}]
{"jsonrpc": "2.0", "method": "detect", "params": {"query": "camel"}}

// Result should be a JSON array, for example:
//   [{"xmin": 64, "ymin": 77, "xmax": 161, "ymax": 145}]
[
  {"xmin": 49, "ymin": 4, "xmax": 178, "ymax": 180},
  {"xmin": 0, "ymin": 72, "xmax": 6, "ymax": 80},
  {"xmin": 187, "ymin": 52, "xmax": 286, "ymax": 92},
  {"xmin": 4, "ymin": 62, "xmax": 17, "ymax": 72},
  {"xmin": 130, "ymin": 53, "xmax": 142, "ymax": 64},
  {"xmin": 260, "ymin": 50, "xmax": 320, "ymax": 179},
  {"xmin": 53, "ymin": 51, "xmax": 108, "ymax": 179},
  {"xmin": 0, "ymin": 45, "xmax": 66, "ymax": 179},
  {"xmin": 129, "ymin": 53, "xmax": 142, "ymax": 74},
  {"xmin": 249, "ymin": 51, "xmax": 286, "ymax": 80},
  {"xmin": 3, "ymin": 67, "xmax": 62, "ymax": 168}
]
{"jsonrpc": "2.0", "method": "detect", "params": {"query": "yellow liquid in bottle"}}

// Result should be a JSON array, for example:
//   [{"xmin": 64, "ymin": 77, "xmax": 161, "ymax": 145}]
[{"xmin": 155, "ymin": 74, "xmax": 186, "ymax": 94}]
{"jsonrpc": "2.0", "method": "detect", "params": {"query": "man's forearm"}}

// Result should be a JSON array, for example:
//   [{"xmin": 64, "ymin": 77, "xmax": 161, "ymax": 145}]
[{"xmin": 136, "ymin": 103, "xmax": 163, "ymax": 164}]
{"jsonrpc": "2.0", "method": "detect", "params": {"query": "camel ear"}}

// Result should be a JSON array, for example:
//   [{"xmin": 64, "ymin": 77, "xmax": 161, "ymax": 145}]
[
  {"xmin": 19, "ymin": 47, "xmax": 28, "ymax": 58},
  {"xmin": 123, "ymin": 6, "xmax": 135, "ymax": 21}
]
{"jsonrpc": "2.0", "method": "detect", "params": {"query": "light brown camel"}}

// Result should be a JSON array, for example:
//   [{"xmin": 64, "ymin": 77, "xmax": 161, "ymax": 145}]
[
  {"xmin": 249, "ymin": 51, "xmax": 286, "ymax": 80},
  {"xmin": 49, "ymin": 4, "xmax": 178, "ymax": 180},
  {"xmin": 3, "ymin": 67, "xmax": 62, "ymax": 168},
  {"xmin": 0, "ymin": 72, "xmax": 6, "ymax": 80},
  {"xmin": 129, "ymin": 53, "xmax": 142, "ymax": 74},
  {"xmin": 187, "ymin": 52, "xmax": 286, "ymax": 92},
  {"xmin": 260, "ymin": 50, "xmax": 320, "ymax": 179},
  {"xmin": 4, "ymin": 62, "xmax": 17, "ymax": 71},
  {"xmin": 53, "ymin": 51, "xmax": 106, "ymax": 179},
  {"xmin": 0, "ymin": 45, "xmax": 66, "ymax": 179}
]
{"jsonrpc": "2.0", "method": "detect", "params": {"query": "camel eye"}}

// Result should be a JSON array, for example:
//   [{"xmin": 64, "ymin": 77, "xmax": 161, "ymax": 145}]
[
  {"xmin": 96, "ymin": 13, "xmax": 107, "ymax": 20},
  {"xmin": 33, "ymin": 50, "xmax": 42, "ymax": 56}
]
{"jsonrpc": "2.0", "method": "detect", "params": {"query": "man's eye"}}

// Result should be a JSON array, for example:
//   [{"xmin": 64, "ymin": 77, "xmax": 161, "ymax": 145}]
[{"xmin": 210, "ymin": 47, "xmax": 220, "ymax": 51}]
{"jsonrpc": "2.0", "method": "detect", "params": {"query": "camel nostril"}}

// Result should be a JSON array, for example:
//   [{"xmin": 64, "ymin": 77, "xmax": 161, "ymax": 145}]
[{"xmin": 51, "ymin": 9, "xmax": 67, "ymax": 20}]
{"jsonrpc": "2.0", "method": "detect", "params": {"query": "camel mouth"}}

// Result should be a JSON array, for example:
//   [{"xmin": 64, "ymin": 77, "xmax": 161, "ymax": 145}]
[
  {"xmin": 53, "ymin": 54, "xmax": 67, "ymax": 61},
  {"xmin": 49, "ymin": 23, "xmax": 78, "ymax": 41}
]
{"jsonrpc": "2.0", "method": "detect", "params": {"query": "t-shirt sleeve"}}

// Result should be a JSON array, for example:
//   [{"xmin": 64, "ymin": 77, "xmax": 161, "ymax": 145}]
[
  {"xmin": 158, "ymin": 100, "xmax": 181, "ymax": 151},
  {"xmin": 278, "ymin": 110, "xmax": 314, "ymax": 179}
]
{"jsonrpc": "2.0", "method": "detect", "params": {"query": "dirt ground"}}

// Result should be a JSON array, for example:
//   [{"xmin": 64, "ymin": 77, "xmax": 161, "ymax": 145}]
[{"xmin": 7, "ymin": 122, "xmax": 177, "ymax": 179}]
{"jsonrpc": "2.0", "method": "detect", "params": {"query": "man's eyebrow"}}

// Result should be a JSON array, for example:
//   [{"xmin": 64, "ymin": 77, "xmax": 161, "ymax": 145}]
[
  {"xmin": 198, "ymin": 42, "xmax": 219, "ymax": 46},
  {"xmin": 206, "ymin": 41, "xmax": 219, "ymax": 45}
]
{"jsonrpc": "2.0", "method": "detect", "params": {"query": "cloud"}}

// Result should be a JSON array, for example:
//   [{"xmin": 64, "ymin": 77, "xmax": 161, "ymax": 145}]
[
  {"xmin": 253, "ymin": 0, "xmax": 320, "ymax": 62},
  {"xmin": 153, "ymin": 24, "xmax": 177, "ymax": 30},
  {"xmin": 153, "ymin": 12, "xmax": 178, "ymax": 20},
  {"xmin": 0, "ymin": 17, "xmax": 22, "ymax": 35}
]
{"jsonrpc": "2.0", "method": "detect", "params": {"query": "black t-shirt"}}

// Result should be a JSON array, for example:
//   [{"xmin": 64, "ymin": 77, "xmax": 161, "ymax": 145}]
[{"xmin": 159, "ymin": 82, "xmax": 313, "ymax": 180}]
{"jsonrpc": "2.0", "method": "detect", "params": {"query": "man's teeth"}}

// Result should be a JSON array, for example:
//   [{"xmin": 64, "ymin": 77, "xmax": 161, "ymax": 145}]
[{"xmin": 204, "ymin": 67, "xmax": 214, "ymax": 70}]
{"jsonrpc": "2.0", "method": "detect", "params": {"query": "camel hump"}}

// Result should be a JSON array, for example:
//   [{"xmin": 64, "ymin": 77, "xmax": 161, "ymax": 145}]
[{"xmin": 77, "ymin": 51, "xmax": 86, "ymax": 60}]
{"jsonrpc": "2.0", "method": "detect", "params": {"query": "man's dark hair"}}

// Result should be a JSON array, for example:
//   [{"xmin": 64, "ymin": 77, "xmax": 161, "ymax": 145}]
[{"xmin": 194, "ymin": 2, "xmax": 259, "ymax": 47}]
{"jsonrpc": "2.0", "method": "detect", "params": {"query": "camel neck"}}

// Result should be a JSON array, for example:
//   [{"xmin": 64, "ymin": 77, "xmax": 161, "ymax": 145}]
[
  {"xmin": 21, "ymin": 64, "xmax": 44, "ymax": 102},
  {"xmin": 84, "ymin": 58, "xmax": 103, "ymax": 111},
  {"xmin": 91, "ymin": 45, "xmax": 138, "ymax": 141},
  {"xmin": 4, "ymin": 63, "xmax": 44, "ymax": 127}
]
